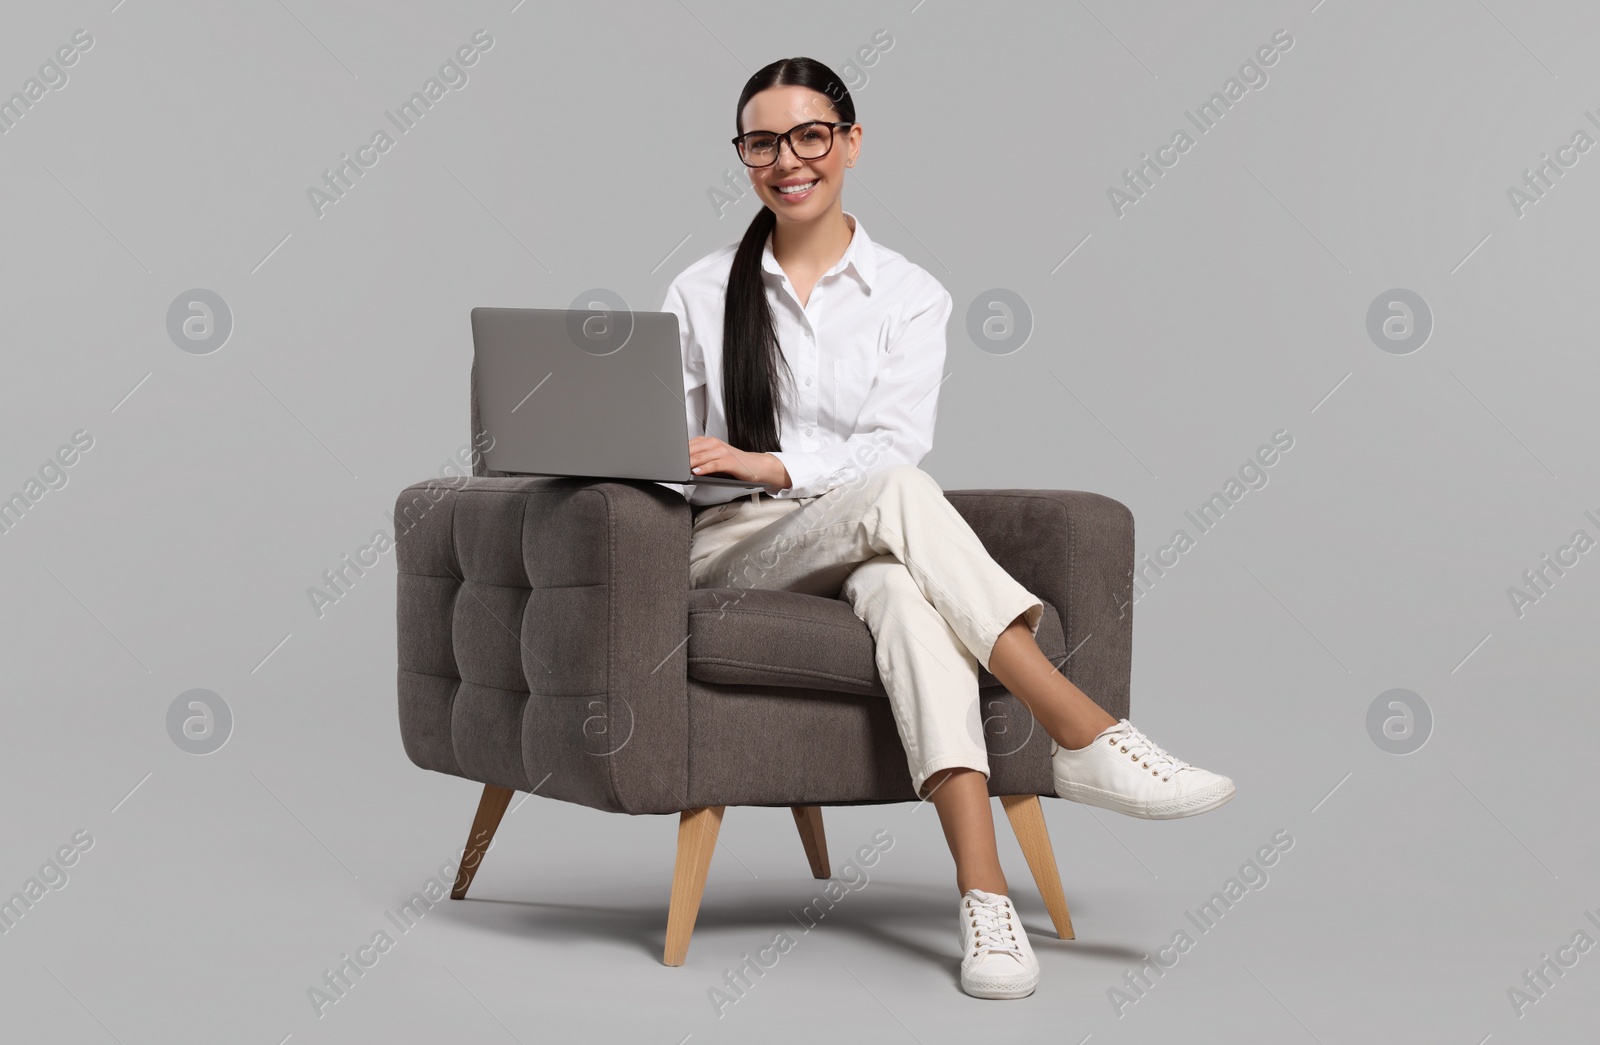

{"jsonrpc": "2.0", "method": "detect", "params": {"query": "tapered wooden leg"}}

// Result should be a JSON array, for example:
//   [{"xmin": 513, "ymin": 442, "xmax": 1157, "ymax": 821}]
[
  {"xmin": 663, "ymin": 805, "xmax": 725, "ymax": 967},
  {"xmin": 1000, "ymin": 794, "xmax": 1075, "ymax": 939},
  {"xmin": 450, "ymin": 784, "xmax": 515, "ymax": 900},
  {"xmin": 790, "ymin": 805, "xmax": 831, "ymax": 879}
]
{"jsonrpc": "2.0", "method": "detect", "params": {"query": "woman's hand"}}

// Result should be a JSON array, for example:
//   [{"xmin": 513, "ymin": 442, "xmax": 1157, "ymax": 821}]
[{"xmin": 689, "ymin": 436, "xmax": 790, "ymax": 490}]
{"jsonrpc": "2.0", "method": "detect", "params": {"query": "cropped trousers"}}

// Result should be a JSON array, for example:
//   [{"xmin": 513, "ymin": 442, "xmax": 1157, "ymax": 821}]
[{"xmin": 687, "ymin": 464, "xmax": 1045, "ymax": 798}]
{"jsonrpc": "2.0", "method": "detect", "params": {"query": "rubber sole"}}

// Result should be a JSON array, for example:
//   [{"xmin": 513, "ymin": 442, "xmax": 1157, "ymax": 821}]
[
  {"xmin": 961, "ymin": 976, "xmax": 1040, "ymax": 1000},
  {"xmin": 1053, "ymin": 776, "xmax": 1236, "ymax": 820}
]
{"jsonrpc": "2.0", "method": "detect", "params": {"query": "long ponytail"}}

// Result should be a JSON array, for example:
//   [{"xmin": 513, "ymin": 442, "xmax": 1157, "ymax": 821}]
[{"xmin": 722, "ymin": 57, "xmax": 856, "ymax": 454}]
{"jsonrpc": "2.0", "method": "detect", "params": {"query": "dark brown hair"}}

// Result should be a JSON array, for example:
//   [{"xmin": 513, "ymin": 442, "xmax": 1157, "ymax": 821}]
[{"xmin": 723, "ymin": 57, "xmax": 856, "ymax": 453}]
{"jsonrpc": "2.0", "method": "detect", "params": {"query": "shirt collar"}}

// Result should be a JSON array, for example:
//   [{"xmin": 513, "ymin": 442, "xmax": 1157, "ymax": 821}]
[{"xmin": 760, "ymin": 210, "xmax": 876, "ymax": 293}]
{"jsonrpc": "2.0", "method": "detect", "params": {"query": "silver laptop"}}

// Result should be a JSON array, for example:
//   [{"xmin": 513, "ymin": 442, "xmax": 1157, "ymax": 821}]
[{"xmin": 470, "ymin": 306, "xmax": 769, "ymax": 490}]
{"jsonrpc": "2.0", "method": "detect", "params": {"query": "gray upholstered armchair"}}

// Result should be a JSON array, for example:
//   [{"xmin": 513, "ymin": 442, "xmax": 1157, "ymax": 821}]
[{"xmin": 394, "ymin": 382, "xmax": 1135, "ymax": 966}]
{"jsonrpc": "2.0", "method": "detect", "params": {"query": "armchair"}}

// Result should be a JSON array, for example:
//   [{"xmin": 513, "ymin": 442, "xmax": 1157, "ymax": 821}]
[{"xmin": 394, "ymin": 376, "xmax": 1135, "ymax": 965}]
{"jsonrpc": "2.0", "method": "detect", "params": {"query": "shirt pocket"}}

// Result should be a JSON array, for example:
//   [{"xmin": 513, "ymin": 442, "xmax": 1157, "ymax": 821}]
[{"xmin": 831, "ymin": 351, "xmax": 878, "ymax": 429}]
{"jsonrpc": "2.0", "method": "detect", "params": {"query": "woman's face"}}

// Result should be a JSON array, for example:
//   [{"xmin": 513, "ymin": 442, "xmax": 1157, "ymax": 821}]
[{"xmin": 738, "ymin": 85, "xmax": 860, "ymax": 222}]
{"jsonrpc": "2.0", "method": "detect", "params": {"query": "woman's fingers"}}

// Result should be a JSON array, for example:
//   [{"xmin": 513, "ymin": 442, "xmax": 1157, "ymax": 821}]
[
  {"xmin": 694, "ymin": 456, "xmax": 736, "ymax": 477},
  {"xmin": 689, "ymin": 437, "xmax": 731, "ymax": 475},
  {"xmin": 691, "ymin": 438, "xmax": 761, "ymax": 481}
]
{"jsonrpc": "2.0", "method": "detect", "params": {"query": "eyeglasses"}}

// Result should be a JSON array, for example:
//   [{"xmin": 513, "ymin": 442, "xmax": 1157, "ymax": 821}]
[{"xmin": 731, "ymin": 121, "xmax": 854, "ymax": 169}]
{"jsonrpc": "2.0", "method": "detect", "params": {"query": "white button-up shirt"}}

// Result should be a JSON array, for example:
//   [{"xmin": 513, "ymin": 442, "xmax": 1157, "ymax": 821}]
[{"xmin": 659, "ymin": 211, "xmax": 953, "ymax": 507}]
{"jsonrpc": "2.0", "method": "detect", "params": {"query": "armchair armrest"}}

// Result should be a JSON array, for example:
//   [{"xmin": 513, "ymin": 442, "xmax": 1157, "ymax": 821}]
[
  {"xmin": 394, "ymin": 476, "xmax": 695, "ymax": 815},
  {"xmin": 944, "ymin": 489, "xmax": 1134, "ymax": 721}
]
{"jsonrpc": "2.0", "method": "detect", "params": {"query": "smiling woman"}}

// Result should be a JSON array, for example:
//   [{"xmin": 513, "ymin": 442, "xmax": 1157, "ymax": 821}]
[{"xmin": 655, "ymin": 54, "xmax": 1235, "ymax": 1004}]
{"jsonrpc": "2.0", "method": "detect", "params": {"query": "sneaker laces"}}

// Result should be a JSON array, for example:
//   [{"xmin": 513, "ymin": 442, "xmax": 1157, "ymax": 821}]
[
  {"xmin": 1105, "ymin": 720, "xmax": 1192, "ymax": 782},
  {"xmin": 964, "ymin": 892, "xmax": 1024, "ymax": 962}
]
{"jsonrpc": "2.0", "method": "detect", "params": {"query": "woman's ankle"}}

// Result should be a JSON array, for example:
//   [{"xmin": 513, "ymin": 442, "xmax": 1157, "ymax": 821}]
[{"xmin": 1056, "ymin": 711, "xmax": 1118, "ymax": 750}]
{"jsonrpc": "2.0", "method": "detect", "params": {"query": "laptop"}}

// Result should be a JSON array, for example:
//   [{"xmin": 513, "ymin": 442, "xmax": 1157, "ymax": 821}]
[{"xmin": 470, "ymin": 306, "xmax": 769, "ymax": 490}]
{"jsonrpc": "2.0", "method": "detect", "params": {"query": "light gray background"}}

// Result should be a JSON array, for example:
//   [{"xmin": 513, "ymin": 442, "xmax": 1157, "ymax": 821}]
[{"xmin": 3, "ymin": 1, "xmax": 1597, "ymax": 1041}]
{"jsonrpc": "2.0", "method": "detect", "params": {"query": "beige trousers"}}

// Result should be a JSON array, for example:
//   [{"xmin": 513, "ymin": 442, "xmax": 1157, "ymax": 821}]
[{"xmin": 687, "ymin": 464, "xmax": 1044, "ymax": 797}]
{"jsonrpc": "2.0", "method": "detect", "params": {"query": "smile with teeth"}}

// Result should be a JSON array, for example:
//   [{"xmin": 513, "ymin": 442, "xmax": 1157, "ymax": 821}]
[{"xmin": 776, "ymin": 179, "xmax": 818, "ymax": 196}]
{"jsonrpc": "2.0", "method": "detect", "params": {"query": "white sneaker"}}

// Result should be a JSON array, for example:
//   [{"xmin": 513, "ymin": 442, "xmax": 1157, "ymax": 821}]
[
  {"xmin": 1051, "ymin": 718, "xmax": 1235, "ymax": 819},
  {"xmin": 957, "ymin": 889, "xmax": 1039, "ymax": 999}
]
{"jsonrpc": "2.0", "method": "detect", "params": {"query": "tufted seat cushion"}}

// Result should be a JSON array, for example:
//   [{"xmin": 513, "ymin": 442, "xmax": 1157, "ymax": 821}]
[{"xmin": 686, "ymin": 587, "xmax": 1068, "ymax": 696}]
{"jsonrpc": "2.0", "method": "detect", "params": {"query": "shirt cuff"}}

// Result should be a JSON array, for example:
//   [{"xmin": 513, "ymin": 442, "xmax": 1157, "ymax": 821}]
[{"xmin": 767, "ymin": 450, "xmax": 832, "ymax": 499}]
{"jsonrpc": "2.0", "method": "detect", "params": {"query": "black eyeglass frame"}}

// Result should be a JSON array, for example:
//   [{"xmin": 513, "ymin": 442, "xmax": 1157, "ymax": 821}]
[{"xmin": 730, "ymin": 121, "xmax": 855, "ymax": 168}]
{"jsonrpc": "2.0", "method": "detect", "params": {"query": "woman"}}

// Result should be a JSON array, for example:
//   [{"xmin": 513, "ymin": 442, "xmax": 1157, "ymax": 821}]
[{"xmin": 659, "ymin": 56, "xmax": 1235, "ymax": 1001}]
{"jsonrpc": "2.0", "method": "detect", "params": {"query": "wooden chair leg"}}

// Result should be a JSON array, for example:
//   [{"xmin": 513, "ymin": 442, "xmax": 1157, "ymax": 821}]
[
  {"xmin": 663, "ymin": 805, "xmax": 725, "ymax": 967},
  {"xmin": 790, "ymin": 805, "xmax": 831, "ymax": 879},
  {"xmin": 450, "ymin": 784, "xmax": 515, "ymax": 900},
  {"xmin": 1000, "ymin": 794, "xmax": 1075, "ymax": 939}
]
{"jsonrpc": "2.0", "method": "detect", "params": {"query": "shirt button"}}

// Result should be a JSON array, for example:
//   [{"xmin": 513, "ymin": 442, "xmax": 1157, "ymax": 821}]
[
  {"xmin": 805, "ymin": 329, "xmax": 814, "ymax": 339},
  {"xmin": 805, "ymin": 377, "xmax": 813, "ymax": 386},
  {"xmin": 805, "ymin": 427, "xmax": 814, "ymax": 436}
]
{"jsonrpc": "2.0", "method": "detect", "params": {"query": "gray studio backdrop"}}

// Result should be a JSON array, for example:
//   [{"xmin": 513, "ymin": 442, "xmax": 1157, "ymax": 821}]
[{"xmin": 3, "ymin": 1, "xmax": 1597, "ymax": 1042}]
